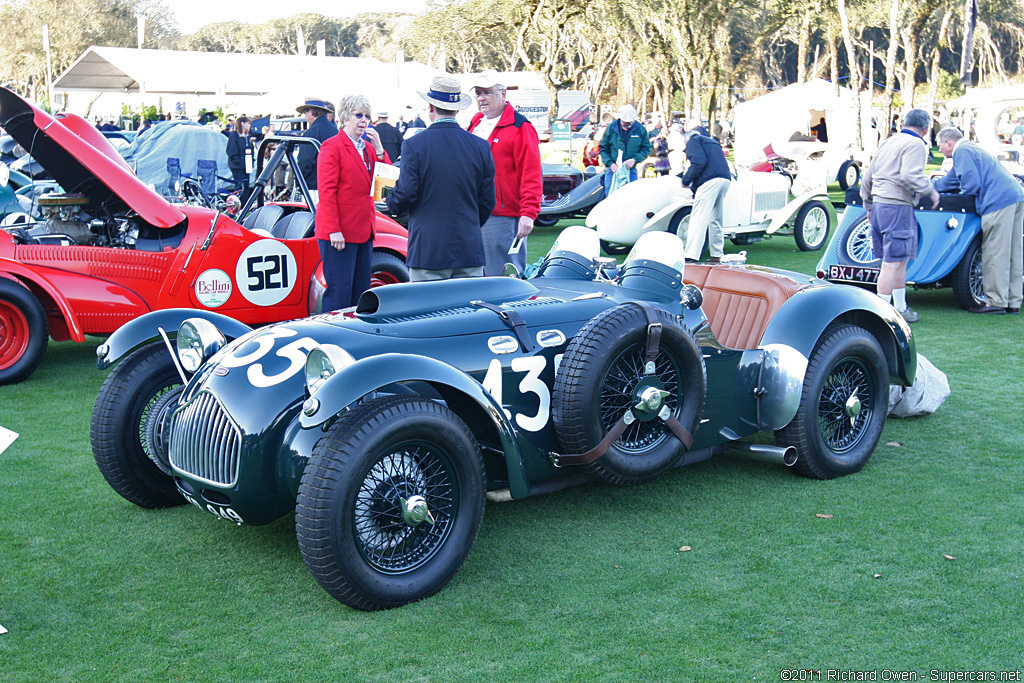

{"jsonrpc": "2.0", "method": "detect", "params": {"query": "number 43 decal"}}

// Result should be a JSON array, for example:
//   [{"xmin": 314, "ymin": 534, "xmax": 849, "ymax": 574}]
[{"xmin": 482, "ymin": 355, "xmax": 562, "ymax": 432}]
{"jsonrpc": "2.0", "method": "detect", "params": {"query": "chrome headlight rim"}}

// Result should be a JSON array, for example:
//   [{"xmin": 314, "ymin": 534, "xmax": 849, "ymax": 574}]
[
  {"xmin": 304, "ymin": 344, "xmax": 355, "ymax": 395},
  {"xmin": 176, "ymin": 318, "xmax": 227, "ymax": 374}
]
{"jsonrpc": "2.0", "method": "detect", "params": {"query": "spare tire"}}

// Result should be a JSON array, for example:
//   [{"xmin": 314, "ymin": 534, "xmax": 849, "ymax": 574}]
[{"xmin": 552, "ymin": 303, "xmax": 706, "ymax": 486}]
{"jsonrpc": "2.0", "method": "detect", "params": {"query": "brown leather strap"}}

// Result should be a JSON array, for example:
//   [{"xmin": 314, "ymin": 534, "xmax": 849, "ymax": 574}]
[
  {"xmin": 632, "ymin": 301, "xmax": 663, "ymax": 364},
  {"xmin": 663, "ymin": 414, "xmax": 694, "ymax": 450},
  {"xmin": 554, "ymin": 413, "xmax": 630, "ymax": 466}
]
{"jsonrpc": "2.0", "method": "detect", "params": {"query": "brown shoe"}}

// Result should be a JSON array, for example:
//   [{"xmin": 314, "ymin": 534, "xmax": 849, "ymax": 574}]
[
  {"xmin": 706, "ymin": 256, "xmax": 721, "ymax": 264},
  {"xmin": 969, "ymin": 305, "xmax": 1006, "ymax": 315}
]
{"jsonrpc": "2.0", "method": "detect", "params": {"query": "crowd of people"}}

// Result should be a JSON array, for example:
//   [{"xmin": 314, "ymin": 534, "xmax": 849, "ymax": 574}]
[{"xmin": 88, "ymin": 83, "xmax": 1024, "ymax": 323}]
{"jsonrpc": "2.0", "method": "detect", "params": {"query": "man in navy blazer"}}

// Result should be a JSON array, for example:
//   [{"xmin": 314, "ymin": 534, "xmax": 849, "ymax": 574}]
[
  {"xmin": 386, "ymin": 76, "xmax": 496, "ymax": 281},
  {"xmin": 934, "ymin": 126, "xmax": 1024, "ymax": 314}
]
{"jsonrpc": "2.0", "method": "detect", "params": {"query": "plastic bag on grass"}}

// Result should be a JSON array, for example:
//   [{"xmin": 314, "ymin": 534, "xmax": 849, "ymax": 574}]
[{"xmin": 887, "ymin": 354, "xmax": 950, "ymax": 417}]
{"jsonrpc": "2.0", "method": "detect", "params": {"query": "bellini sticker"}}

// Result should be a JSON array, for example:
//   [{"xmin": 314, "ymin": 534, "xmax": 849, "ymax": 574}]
[{"xmin": 195, "ymin": 269, "xmax": 233, "ymax": 308}]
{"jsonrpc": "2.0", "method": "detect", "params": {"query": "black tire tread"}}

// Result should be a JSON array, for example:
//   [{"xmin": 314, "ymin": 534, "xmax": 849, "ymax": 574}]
[
  {"xmin": 774, "ymin": 323, "xmax": 887, "ymax": 480},
  {"xmin": 0, "ymin": 278, "xmax": 49, "ymax": 385},
  {"xmin": 950, "ymin": 236, "xmax": 983, "ymax": 310},
  {"xmin": 553, "ymin": 304, "xmax": 706, "ymax": 486},
  {"xmin": 296, "ymin": 396, "xmax": 485, "ymax": 611},
  {"xmin": 90, "ymin": 343, "xmax": 185, "ymax": 508}
]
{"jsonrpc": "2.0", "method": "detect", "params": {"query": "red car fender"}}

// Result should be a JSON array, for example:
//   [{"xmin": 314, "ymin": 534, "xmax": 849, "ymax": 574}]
[
  {"xmin": 0, "ymin": 259, "xmax": 85, "ymax": 343},
  {"xmin": 373, "ymin": 212, "xmax": 408, "ymax": 257}
]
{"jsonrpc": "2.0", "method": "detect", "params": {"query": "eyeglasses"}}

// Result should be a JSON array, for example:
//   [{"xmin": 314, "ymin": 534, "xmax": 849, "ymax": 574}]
[{"xmin": 351, "ymin": 112, "xmax": 369, "ymax": 120}]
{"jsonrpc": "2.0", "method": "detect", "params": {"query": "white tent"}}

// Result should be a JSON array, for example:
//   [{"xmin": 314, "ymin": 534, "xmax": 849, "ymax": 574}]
[
  {"xmin": 54, "ymin": 47, "xmax": 444, "ymax": 120},
  {"xmin": 732, "ymin": 79, "xmax": 875, "ymax": 170},
  {"xmin": 945, "ymin": 85, "xmax": 1024, "ymax": 147}
]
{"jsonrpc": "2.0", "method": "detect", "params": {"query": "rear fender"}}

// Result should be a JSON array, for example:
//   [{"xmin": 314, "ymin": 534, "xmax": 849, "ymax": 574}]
[
  {"xmin": 301, "ymin": 353, "xmax": 529, "ymax": 499},
  {"xmin": 96, "ymin": 308, "xmax": 254, "ymax": 369},
  {"xmin": 0, "ymin": 259, "xmax": 83, "ymax": 342},
  {"xmin": 642, "ymin": 196, "xmax": 694, "ymax": 232},
  {"xmin": 760, "ymin": 286, "xmax": 916, "ymax": 386},
  {"xmin": 766, "ymin": 191, "xmax": 834, "ymax": 234}
]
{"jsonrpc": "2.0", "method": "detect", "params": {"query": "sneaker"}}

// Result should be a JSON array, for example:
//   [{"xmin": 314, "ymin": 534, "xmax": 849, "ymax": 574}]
[{"xmin": 898, "ymin": 306, "xmax": 919, "ymax": 323}]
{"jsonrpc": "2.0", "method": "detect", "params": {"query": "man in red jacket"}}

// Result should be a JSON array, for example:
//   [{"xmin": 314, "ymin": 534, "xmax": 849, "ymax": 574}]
[{"xmin": 467, "ymin": 71, "xmax": 543, "ymax": 276}]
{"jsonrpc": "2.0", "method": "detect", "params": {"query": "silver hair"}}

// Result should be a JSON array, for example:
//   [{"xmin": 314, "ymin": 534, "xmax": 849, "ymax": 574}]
[
  {"xmin": 337, "ymin": 94, "xmax": 372, "ymax": 122},
  {"xmin": 935, "ymin": 126, "xmax": 964, "ymax": 144},
  {"xmin": 903, "ymin": 108, "xmax": 931, "ymax": 131}
]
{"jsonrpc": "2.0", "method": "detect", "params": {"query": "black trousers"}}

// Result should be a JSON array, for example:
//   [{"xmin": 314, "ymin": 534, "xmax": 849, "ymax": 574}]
[{"xmin": 318, "ymin": 238, "xmax": 373, "ymax": 311}]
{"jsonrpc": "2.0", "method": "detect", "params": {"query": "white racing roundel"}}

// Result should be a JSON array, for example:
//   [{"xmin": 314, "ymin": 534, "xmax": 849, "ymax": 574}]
[
  {"xmin": 194, "ymin": 269, "xmax": 232, "ymax": 308},
  {"xmin": 235, "ymin": 239, "xmax": 298, "ymax": 306}
]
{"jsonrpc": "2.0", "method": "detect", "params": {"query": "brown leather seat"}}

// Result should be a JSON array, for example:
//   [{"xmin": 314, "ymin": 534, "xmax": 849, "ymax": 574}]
[{"xmin": 684, "ymin": 264, "xmax": 809, "ymax": 349}]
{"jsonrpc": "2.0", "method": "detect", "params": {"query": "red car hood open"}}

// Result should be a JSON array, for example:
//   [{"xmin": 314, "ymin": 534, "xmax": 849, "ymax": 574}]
[{"xmin": 0, "ymin": 87, "xmax": 185, "ymax": 228}]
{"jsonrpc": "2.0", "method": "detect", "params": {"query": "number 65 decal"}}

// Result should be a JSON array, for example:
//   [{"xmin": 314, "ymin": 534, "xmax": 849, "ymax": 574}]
[{"xmin": 220, "ymin": 326, "xmax": 319, "ymax": 388}]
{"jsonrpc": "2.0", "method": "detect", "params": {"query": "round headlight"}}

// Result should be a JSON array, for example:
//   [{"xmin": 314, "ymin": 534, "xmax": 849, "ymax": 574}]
[
  {"xmin": 304, "ymin": 344, "xmax": 355, "ymax": 395},
  {"xmin": 177, "ymin": 318, "xmax": 227, "ymax": 373}
]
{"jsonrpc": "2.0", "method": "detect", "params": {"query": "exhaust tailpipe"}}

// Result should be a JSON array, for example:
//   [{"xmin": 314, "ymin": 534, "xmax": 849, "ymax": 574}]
[{"xmin": 724, "ymin": 442, "xmax": 798, "ymax": 467}]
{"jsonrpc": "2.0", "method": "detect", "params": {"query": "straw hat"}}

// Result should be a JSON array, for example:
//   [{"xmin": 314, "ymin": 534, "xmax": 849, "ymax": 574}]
[{"xmin": 417, "ymin": 76, "xmax": 472, "ymax": 110}]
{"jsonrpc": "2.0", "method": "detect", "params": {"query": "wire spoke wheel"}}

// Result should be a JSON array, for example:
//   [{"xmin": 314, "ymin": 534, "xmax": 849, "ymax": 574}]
[
  {"xmin": 297, "ymin": 396, "xmax": 485, "ymax": 610},
  {"xmin": 553, "ymin": 303, "xmax": 705, "ymax": 486},
  {"xmin": 816, "ymin": 357, "xmax": 873, "ymax": 452},
  {"xmin": 775, "ymin": 323, "xmax": 888, "ymax": 479},
  {"xmin": 354, "ymin": 445, "xmax": 456, "ymax": 574},
  {"xmin": 599, "ymin": 345, "xmax": 680, "ymax": 453}
]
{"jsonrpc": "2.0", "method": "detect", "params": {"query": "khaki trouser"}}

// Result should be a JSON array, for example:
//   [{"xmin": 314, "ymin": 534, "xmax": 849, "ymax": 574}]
[
  {"xmin": 980, "ymin": 201, "xmax": 1024, "ymax": 308},
  {"xmin": 685, "ymin": 177, "xmax": 730, "ymax": 261}
]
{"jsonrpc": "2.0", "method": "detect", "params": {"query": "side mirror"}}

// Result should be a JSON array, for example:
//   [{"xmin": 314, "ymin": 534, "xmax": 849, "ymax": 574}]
[
  {"xmin": 680, "ymin": 283, "xmax": 703, "ymax": 310},
  {"xmin": 502, "ymin": 263, "xmax": 523, "ymax": 279}
]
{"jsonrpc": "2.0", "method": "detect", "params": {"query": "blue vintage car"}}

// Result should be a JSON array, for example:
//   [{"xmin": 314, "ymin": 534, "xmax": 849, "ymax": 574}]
[
  {"xmin": 816, "ymin": 184, "xmax": 1024, "ymax": 308},
  {"xmin": 91, "ymin": 227, "xmax": 915, "ymax": 610}
]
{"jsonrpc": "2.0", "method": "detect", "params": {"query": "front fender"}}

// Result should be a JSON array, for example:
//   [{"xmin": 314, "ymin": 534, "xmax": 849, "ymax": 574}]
[
  {"xmin": 96, "ymin": 308, "xmax": 254, "ymax": 369},
  {"xmin": 760, "ymin": 285, "xmax": 916, "ymax": 386},
  {"xmin": 766, "ymin": 191, "xmax": 833, "ymax": 234},
  {"xmin": 301, "ymin": 353, "xmax": 530, "ymax": 499},
  {"xmin": 0, "ymin": 258, "xmax": 84, "ymax": 342}
]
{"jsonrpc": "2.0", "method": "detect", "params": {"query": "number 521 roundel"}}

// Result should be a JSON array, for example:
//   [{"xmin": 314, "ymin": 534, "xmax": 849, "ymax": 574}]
[{"xmin": 235, "ymin": 239, "xmax": 298, "ymax": 306}]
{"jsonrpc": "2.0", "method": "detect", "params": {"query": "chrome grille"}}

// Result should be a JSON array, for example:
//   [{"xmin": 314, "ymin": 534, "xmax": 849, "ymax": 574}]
[
  {"xmin": 753, "ymin": 190, "xmax": 788, "ymax": 213},
  {"xmin": 169, "ymin": 391, "xmax": 241, "ymax": 487}
]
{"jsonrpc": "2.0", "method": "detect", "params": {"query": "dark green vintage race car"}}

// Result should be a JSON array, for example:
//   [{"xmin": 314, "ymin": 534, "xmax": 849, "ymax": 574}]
[{"xmin": 91, "ymin": 227, "xmax": 915, "ymax": 610}]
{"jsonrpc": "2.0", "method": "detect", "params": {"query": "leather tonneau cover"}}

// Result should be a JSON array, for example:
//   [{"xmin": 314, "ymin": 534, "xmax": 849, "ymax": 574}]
[{"xmin": 0, "ymin": 87, "xmax": 185, "ymax": 228}]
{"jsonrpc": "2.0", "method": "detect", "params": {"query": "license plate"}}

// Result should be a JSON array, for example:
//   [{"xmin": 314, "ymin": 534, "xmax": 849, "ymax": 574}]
[{"xmin": 828, "ymin": 264, "xmax": 880, "ymax": 284}]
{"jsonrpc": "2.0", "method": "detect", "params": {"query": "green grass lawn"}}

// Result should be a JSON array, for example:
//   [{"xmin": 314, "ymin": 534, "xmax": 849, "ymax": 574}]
[{"xmin": 2, "ymin": 228, "xmax": 1022, "ymax": 681}]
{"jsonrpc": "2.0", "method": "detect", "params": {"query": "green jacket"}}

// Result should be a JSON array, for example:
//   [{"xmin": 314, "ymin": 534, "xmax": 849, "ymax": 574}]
[{"xmin": 599, "ymin": 120, "xmax": 652, "ymax": 167}]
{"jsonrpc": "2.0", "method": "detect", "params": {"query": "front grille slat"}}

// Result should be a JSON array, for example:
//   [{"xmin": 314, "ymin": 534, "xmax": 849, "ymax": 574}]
[{"xmin": 169, "ymin": 391, "xmax": 241, "ymax": 487}]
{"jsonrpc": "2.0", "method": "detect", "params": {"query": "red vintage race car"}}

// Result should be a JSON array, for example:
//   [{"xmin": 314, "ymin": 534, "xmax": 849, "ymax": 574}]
[{"xmin": 0, "ymin": 87, "xmax": 408, "ymax": 384}]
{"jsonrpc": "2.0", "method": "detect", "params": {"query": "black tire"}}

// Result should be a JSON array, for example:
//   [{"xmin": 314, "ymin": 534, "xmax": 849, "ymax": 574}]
[
  {"xmin": 794, "ymin": 200, "xmax": 832, "ymax": 251},
  {"xmin": 296, "ymin": 396, "xmax": 486, "ymax": 611},
  {"xmin": 836, "ymin": 214, "xmax": 881, "ymax": 268},
  {"xmin": 950, "ymin": 236, "xmax": 984, "ymax": 310},
  {"xmin": 838, "ymin": 160, "xmax": 861, "ymax": 190},
  {"xmin": 600, "ymin": 240, "xmax": 631, "ymax": 256},
  {"xmin": 534, "ymin": 215, "xmax": 560, "ymax": 228},
  {"xmin": 91, "ymin": 342, "xmax": 186, "ymax": 508},
  {"xmin": 667, "ymin": 206, "xmax": 693, "ymax": 241},
  {"xmin": 0, "ymin": 278, "xmax": 48, "ymax": 385},
  {"xmin": 775, "ymin": 324, "xmax": 888, "ymax": 479},
  {"xmin": 370, "ymin": 250, "xmax": 410, "ymax": 287},
  {"xmin": 552, "ymin": 303, "xmax": 706, "ymax": 486}
]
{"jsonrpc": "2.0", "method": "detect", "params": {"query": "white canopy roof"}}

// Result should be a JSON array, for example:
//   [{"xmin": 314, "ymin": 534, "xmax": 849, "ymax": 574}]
[{"xmin": 54, "ymin": 47, "xmax": 445, "ymax": 118}]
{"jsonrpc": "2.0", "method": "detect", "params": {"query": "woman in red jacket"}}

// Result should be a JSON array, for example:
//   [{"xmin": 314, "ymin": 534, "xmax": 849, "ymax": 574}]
[{"xmin": 315, "ymin": 94, "xmax": 390, "ymax": 310}]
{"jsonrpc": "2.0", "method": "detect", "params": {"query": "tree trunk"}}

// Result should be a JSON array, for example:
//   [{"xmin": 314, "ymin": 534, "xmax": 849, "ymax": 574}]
[
  {"xmin": 797, "ymin": 6, "xmax": 813, "ymax": 83},
  {"xmin": 837, "ymin": 0, "xmax": 863, "ymax": 148},
  {"xmin": 882, "ymin": 0, "xmax": 900, "ymax": 141},
  {"xmin": 828, "ymin": 22, "xmax": 840, "ymax": 96}
]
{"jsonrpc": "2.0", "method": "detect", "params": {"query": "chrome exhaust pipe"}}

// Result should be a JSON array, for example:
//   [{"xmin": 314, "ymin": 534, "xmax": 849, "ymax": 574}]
[{"xmin": 724, "ymin": 442, "xmax": 798, "ymax": 467}]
